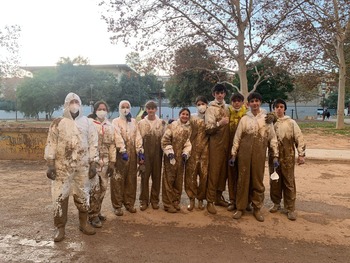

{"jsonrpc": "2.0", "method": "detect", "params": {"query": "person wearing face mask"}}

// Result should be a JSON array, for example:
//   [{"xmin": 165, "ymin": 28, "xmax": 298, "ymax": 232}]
[
  {"xmin": 205, "ymin": 84, "xmax": 230, "ymax": 214},
  {"xmin": 184, "ymin": 96, "xmax": 209, "ymax": 211},
  {"xmin": 44, "ymin": 92, "xmax": 99, "ymax": 242},
  {"xmin": 227, "ymin": 93, "xmax": 248, "ymax": 212},
  {"xmin": 87, "ymin": 101, "xmax": 117, "ymax": 227},
  {"xmin": 111, "ymin": 100, "xmax": 143, "ymax": 216},
  {"xmin": 161, "ymin": 108, "xmax": 192, "ymax": 213}
]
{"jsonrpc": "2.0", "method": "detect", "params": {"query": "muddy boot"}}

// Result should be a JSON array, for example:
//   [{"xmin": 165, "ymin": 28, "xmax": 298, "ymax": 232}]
[
  {"xmin": 207, "ymin": 202, "xmax": 217, "ymax": 214},
  {"xmin": 140, "ymin": 202, "xmax": 148, "ymax": 211},
  {"xmin": 187, "ymin": 199, "xmax": 195, "ymax": 211},
  {"xmin": 174, "ymin": 201, "xmax": 181, "ymax": 211},
  {"xmin": 98, "ymin": 214, "xmax": 107, "ymax": 221},
  {"xmin": 165, "ymin": 206, "xmax": 177, "ymax": 213},
  {"xmin": 246, "ymin": 203, "xmax": 253, "ymax": 212},
  {"xmin": 79, "ymin": 212, "xmax": 96, "ymax": 235},
  {"xmin": 227, "ymin": 201, "xmax": 236, "ymax": 211},
  {"xmin": 233, "ymin": 210, "xmax": 243, "ymax": 219},
  {"xmin": 54, "ymin": 227, "xmax": 65, "ymax": 242},
  {"xmin": 198, "ymin": 200, "xmax": 204, "ymax": 210},
  {"xmin": 114, "ymin": 208, "xmax": 123, "ymax": 216},
  {"xmin": 151, "ymin": 203, "xmax": 160, "ymax": 210},
  {"xmin": 287, "ymin": 211, "xmax": 297, "ymax": 221},
  {"xmin": 90, "ymin": 216, "xmax": 102, "ymax": 228},
  {"xmin": 215, "ymin": 194, "xmax": 229, "ymax": 207},
  {"xmin": 125, "ymin": 205, "xmax": 137, "ymax": 213},
  {"xmin": 269, "ymin": 203, "xmax": 281, "ymax": 213},
  {"xmin": 253, "ymin": 209, "xmax": 264, "ymax": 222}
]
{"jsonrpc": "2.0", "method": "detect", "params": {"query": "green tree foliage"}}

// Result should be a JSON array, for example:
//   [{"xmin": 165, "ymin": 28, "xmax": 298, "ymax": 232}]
[
  {"xmin": 234, "ymin": 58, "xmax": 294, "ymax": 111},
  {"xmin": 324, "ymin": 92, "xmax": 350, "ymax": 110}
]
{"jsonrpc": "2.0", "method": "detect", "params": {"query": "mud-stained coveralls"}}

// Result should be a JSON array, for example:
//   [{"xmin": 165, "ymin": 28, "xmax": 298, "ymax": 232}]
[
  {"xmin": 44, "ymin": 93, "xmax": 98, "ymax": 230},
  {"xmin": 268, "ymin": 116, "xmax": 305, "ymax": 212},
  {"xmin": 89, "ymin": 117, "xmax": 116, "ymax": 219},
  {"xmin": 161, "ymin": 120, "xmax": 191, "ymax": 209},
  {"xmin": 185, "ymin": 113, "xmax": 209, "ymax": 202},
  {"xmin": 231, "ymin": 109, "xmax": 278, "ymax": 211},
  {"xmin": 227, "ymin": 105, "xmax": 247, "ymax": 206},
  {"xmin": 137, "ymin": 115, "xmax": 165, "ymax": 207},
  {"xmin": 205, "ymin": 100, "xmax": 230, "ymax": 203},
  {"xmin": 111, "ymin": 107, "xmax": 143, "ymax": 210}
]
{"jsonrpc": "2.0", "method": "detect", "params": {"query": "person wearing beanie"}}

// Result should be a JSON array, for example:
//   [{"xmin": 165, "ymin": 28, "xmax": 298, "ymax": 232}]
[
  {"xmin": 268, "ymin": 98, "xmax": 306, "ymax": 221},
  {"xmin": 111, "ymin": 100, "xmax": 143, "ymax": 216}
]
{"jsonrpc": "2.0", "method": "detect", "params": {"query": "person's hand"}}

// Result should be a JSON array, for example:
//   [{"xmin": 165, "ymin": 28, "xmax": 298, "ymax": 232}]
[
  {"xmin": 273, "ymin": 158, "xmax": 279, "ymax": 168},
  {"xmin": 218, "ymin": 117, "xmax": 229, "ymax": 126},
  {"xmin": 182, "ymin": 154, "xmax": 188, "ymax": 164},
  {"xmin": 88, "ymin": 162, "xmax": 97, "ymax": 179},
  {"xmin": 106, "ymin": 162, "xmax": 115, "ymax": 177},
  {"xmin": 297, "ymin": 156, "xmax": 305, "ymax": 165},
  {"xmin": 168, "ymin": 153, "xmax": 175, "ymax": 160},
  {"xmin": 265, "ymin": 112, "xmax": 277, "ymax": 124},
  {"xmin": 228, "ymin": 156, "xmax": 235, "ymax": 167},
  {"xmin": 121, "ymin": 152, "xmax": 129, "ymax": 161},
  {"xmin": 46, "ymin": 160, "xmax": 56, "ymax": 180},
  {"xmin": 138, "ymin": 152, "xmax": 145, "ymax": 164}
]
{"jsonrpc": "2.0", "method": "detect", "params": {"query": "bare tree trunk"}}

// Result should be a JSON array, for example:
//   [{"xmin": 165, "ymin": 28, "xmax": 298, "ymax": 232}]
[
  {"xmin": 294, "ymin": 101, "xmax": 299, "ymax": 119},
  {"xmin": 336, "ymin": 41, "xmax": 346, "ymax": 129}
]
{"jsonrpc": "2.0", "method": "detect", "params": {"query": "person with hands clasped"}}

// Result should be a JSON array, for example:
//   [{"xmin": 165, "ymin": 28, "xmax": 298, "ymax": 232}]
[
  {"xmin": 268, "ymin": 99, "xmax": 306, "ymax": 221},
  {"xmin": 230, "ymin": 92, "xmax": 279, "ymax": 222},
  {"xmin": 111, "ymin": 100, "xmax": 143, "ymax": 216},
  {"xmin": 87, "ymin": 101, "xmax": 117, "ymax": 228},
  {"xmin": 205, "ymin": 83, "xmax": 230, "ymax": 214},
  {"xmin": 161, "ymin": 108, "xmax": 192, "ymax": 213},
  {"xmin": 44, "ymin": 92, "xmax": 99, "ymax": 242},
  {"xmin": 137, "ymin": 101, "xmax": 165, "ymax": 211}
]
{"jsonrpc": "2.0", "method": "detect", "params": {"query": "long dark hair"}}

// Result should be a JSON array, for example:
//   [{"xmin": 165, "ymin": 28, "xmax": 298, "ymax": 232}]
[{"xmin": 88, "ymin": 100, "xmax": 109, "ymax": 119}]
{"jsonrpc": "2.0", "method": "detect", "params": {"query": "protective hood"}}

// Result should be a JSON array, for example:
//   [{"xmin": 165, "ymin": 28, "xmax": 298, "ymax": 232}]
[
  {"xmin": 63, "ymin": 92, "xmax": 83, "ymax": 119},
  {"xmin": 118, "ymin": 100, "xmax": 132, "ymax": 120}
]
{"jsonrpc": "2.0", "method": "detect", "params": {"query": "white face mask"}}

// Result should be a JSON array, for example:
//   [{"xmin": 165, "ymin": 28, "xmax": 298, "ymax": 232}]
[
  {"xmin": 69, "ymin": 103, "xmax": 80, "ymax": 114},
  {"xmin": 197, "ymin": 105, "xmax": 207, "ymax": 114},
  {"xmin": 96, "ymin": 110, "xmax": 107, "ymax": 119},
  {"xmin": 121, "ymin": 108, "xmax": 130, "ymax": 116}
]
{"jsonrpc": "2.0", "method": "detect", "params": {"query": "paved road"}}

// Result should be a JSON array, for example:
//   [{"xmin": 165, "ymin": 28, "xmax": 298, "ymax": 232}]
[{"xmin": 306, "ymin": 148, "xmax": 350, "ymax": 161}]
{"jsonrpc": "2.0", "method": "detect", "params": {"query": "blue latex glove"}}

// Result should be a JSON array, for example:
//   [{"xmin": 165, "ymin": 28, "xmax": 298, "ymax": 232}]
[
  {"xmin": 228, "ymin": 157, "xmax": 235, "ymax": 167},
  {"xmin": 182, "ymin": 154, "xmax": 188, "ymax": 163},
  {"xmin": 168, "ymin": 153, "xmax": 175, "ymax": 160},
  {"xmin": 273, "ymin": 158, "xmax": 279, "ymax": 168},
  {"xmin": 121, "ymin": 152, "xmax": 129, "ymax": 161},
  {"xmin": 138, "ymin": 152, "xmax": 145, "ymax": 161}
]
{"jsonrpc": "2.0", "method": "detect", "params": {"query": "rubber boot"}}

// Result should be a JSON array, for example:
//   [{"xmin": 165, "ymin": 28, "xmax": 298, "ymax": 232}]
[
  {"xmin": 187, "ymin": 198, "xmax": 195, "ymax": 211},
  {"xmin": 53, "ymin": 197, "xmax": 68, "ymax": 242},
  {"xmin": 198, "ymin": 200, "xmax": 204, "ymax": 210},
  {"xmin": 207, "ymin": 202, "xmax": 217, "ymax": 214},
  {"xmin": 79, "ymin": 212, "xmax": 96, "ymax": 235}
]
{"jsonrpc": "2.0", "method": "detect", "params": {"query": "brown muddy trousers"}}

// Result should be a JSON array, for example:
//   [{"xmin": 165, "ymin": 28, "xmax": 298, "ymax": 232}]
[
  {"xmin": 185, "ymin": 116, "xmax": 209, "ymax": 201},
  {"xmin": 161, "ymin": 120, "xmax": 192, "ymax": 209},
  {"xmin": 231, "ymin": 110, "xmax": 278, "ymax": 211},
  {"xmin": 137, "ymin": 116, "xmax": 164, "ymax": 206},
  {"xmin": 269, "ymin": 116, "xmax": 305, "ymax": 212},
  {"xmin": 205, "ymin": 101, "xmax": 230, "ymax": 203}
]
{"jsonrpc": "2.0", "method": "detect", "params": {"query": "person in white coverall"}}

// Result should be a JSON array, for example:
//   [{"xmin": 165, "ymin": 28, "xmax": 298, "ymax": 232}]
[
  {"xmin": 111, "ymin": 100, "xmax": 143, "ymax": 216},
  {"xmin": 87, "ymin": 101, "xmax": 117, "ymax": 228},
  {"xmin": 45, "ymin": 92, "xmax": 99, "ymax": 242}
]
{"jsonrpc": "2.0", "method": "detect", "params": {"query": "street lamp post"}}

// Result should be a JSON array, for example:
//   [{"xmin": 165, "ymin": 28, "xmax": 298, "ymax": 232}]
[{"xmin": 89, "ymin": 84, "xmax": 94, "ymax": 113}]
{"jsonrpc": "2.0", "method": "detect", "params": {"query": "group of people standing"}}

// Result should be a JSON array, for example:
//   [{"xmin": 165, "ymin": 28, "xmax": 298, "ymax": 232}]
[{"xmin": 44, "ymin": 83, "xmax": 306, "ymax": 242}]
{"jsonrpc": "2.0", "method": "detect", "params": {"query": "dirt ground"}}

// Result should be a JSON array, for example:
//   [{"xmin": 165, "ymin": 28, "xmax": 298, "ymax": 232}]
[{"xmin": 0, "ymin": 132, "xmax": 350, "ymax": 263}]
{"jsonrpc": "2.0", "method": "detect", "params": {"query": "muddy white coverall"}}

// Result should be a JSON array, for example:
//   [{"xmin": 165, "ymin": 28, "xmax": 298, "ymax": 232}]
[
  {"xmin": 231, "ymin": 109, "xmax": 278, "ymax": 211},
  {"xmin": 111, "ymin": 101, "xmax": 143, "ymax": 210},
  {"xmin": 89, "ymin": 117, "xmax": 116, "ymax": 219},
  {"xmin": 44, "ymin": 93, "xmax": 98, "ymax": 229},
  {"xmin": 161, "ymin": 119, "xmax": 192, "ymax": 209},
  {"xmin": 185, "ymin": 113, "xmax": 209, "ymax": 202},
  {"xmin": 137, "ymin": 115, "xmax": 164, "ymax": 207},
  {"xmin": 205, "ymin": 100, "xmax": 230, "ymax": 203},
  {"xmin": 268, "ymin": 115, "xmax": 306, "ymax": 212}
]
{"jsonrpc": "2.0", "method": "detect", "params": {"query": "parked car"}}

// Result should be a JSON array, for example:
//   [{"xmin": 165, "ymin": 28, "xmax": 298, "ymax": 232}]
[{"xmin": 317, "ymin": 108, "xmax": 324, "ymax": 115}]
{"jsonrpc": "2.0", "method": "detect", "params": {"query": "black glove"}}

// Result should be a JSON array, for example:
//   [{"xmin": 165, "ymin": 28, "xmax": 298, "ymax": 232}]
[
  {"xmin": 106, "ymin": 162, "xmax": 115, "ymax": 177},
  {"xmin": 265, "ymin": 112, "xmax": 277, "ymax": 124},
  {"xmin": 273, "ymin": 158, "xmax": 280, "ymax": 168},
  {"xmin": 88, "ymin": 162, "xmax": 97, "ymax": 179},
  {"xmin": 46, "ymin": 160, "xmax": 56, "ymax": 180},
  {"xmin": 182, "ymin": 153, "xmax": 188, "ymax": 164},
  {"xmin": 168, "ymin": 153, "xmax": 175, "ymax": 159},
  {"xmin": 228, "ymin": 157, "xmax": 235, "ymax": 167}
]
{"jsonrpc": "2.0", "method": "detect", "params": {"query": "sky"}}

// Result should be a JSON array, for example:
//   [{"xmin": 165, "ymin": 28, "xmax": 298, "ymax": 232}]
[{"xmin": 0, "ymin": 0, "xmax": 131, "ymax": 67}]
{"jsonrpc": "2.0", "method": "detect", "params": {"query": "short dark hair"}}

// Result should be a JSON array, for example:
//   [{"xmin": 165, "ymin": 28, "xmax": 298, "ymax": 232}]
[
  {"xmin": 230, "ymin": 93, "xmax": 244, "ymax": 102},
  {"xmin": 212, "ymin": 83, "xmax": 227, "ymax": 93},
  {"xmin": 195, "ymin": 96, "xmax": 208, "ymax": 105},
  {"xmin": 247, "ymin": 92, "xmax": 262, "ymax": 102},
  {"xmin": 273, "ymin": 99, "xmax": 287, "ymax": 111},
  {"xmin": 145, "ymin": 100, "xmax": 157, "ymax": 109}
]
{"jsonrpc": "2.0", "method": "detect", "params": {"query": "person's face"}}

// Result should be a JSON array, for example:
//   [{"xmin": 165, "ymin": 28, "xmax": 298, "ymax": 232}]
[
  {"xmin": 121, "ymin": 103, "xmax": 130, "ymax": 110},
  {"xmin": 231, "ymin": 99, "xmax": 243, "ymax": 110},
  {"xmin": 248, "ymin": 98, "xmax": 261, "ymax": 112},
  {"xmin": 179, "ymin": 110, "xmax": 190, "ymax": 123},
  {"xmin": 213, "ymin": 91, "xmax": 226, "ymax": 103},
  {"xmin": 146, "ymin": 107, "xmax": 157, "ymax": 117},
  {"xmin": 97, "ymin": 104, "xmax": 108, "ymax": 112},
  {"xmin": 274, "ymin": 103, "xmax": 285, "ymax": 118},
  {"xmin": 70, "ymin": 99, "xmax": 80, "ymax": 106}
]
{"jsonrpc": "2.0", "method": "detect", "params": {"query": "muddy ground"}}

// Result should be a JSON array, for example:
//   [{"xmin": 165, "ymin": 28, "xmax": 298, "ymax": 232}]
[{"xmin": 0, "ymin": 132, "xmax": 349, "ymax": 263}]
